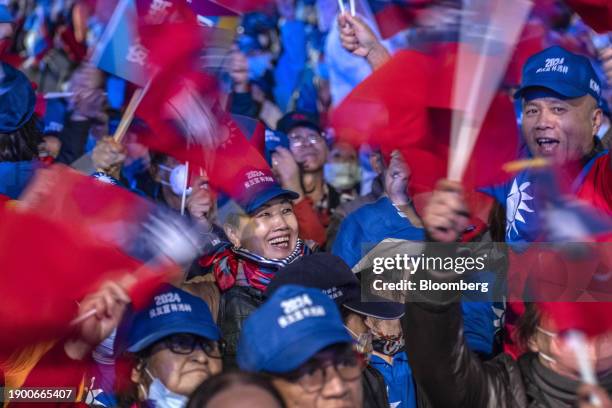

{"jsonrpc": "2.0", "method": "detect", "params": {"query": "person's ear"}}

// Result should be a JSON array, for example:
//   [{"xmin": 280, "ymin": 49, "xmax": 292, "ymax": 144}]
[
  {"xmin": 591, "ymin": 108, "xmax": 603, "ymax": 136},
  {"xmin": 527, "ymin": 336, "xmax": 540, "ymax": 353},
  {"xmin": 369, "ymin": 153, "xmax": 384, "ymax": 175},
  {"xmin": 224, "ymin": 223, "xmax": 242, "ymax": 248},
  {"xmin": 131, "ymin": 359, "xmax": 146, "ymax": 385}
]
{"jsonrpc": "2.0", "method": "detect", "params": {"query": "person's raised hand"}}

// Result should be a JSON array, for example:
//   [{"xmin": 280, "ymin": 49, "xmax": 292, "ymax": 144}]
[
  {"xmin": 578, "ymin": 384, "xmax": 612, "ymax": 408},
  {"xmin": 187, "ymin": 175, "xmax": 215, "ymax": 230},
  {"xmin": 271, "ymin": 146, "xmax": 303, "ymax": 199},
  {"xmin": 338, "ymin": 13, "xmax": 379, "ymax": 58},
  {"xmin": 92, "ymin": 136, "xmax": 127, "ymax": 179},
  {"xmin": 68, "ymin": 63, "xmax": 107, "ymax": 122},
  {"xmin": 64, "ymin": 279, "xmax": 132, "ymax": 361},
  {"xmin": 423, "ymin": 179, "xmax": 470, "ymax": 243}
]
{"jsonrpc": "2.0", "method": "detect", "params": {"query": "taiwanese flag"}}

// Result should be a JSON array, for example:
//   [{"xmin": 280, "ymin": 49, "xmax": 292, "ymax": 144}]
[
  {"xmin": 366, "ymin": 0, "xmax": 431, "ymax": 39},
  {"xmin": 209, "ymin": 0, "xmax": 275, "ymax": 14},
  {"xmin": 564, "ymin": 0, "xmax": 612, "ymax": 33},
  {"xmin": 330, "ymin": 45, "xmax": 520, "ymax": 196},
  {"xmin": 539, "ymin": 302, "xmax": 612, "ymax": 337},
  {"xmin": 91, "ymin": 0, "xmax": 147, "ymax": 86},
  {"xmin": 18, "ymin": 165, "xmax": 202, "ymax": 308},
  {"xmin": 0, "ymin": 205, "xmax": 140, "ymax": 357}
]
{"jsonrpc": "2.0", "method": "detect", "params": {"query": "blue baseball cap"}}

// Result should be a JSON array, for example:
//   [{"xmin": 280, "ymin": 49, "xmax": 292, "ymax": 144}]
[
  {"xmin": 0, "ymin": 63, "xmax": 35, "ymax": 133},
  {"xmin": 237, "ymin": 168, "xmax": 299, "ymax": 214},
  {"xmin": 277, "ymin": 111, "xmax": 322, "ymax": 135},
  {"xmin": 237, "ymin": 284, "xmax": 352, "ymax": 374},
  {"xmin": 0, "ymin": 5, "xmax": 13, "ymax": 24},
  {"xmin": 266, "ymin": 253, "xmax": 405, "ymax": 320},
  {"xmin": 127, "ymin": 285, "xmax": 220, "ymax": 353},
  {"xmin": 514, "ymin": 46, "xmax": 602, "ymax": 103}
]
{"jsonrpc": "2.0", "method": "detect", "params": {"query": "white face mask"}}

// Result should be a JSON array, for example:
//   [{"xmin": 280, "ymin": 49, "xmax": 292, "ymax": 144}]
[
  {"xmin": 597, "ymin": 119, "xmax": 610, "ymax": 141},
  {"xmin": 344, "ymin": 325, "xmax": 373, "ymax": 355},
  {"xmin": 159, "ymin": 164, "xmax": 192, "ymax": 196},
  {"xmin": 145, "ymin": 368, "xmax": 188, "ymax": 408},
  {"xmin": 324, "ymin": 162, "xmax": 361, "ymax": 190}
]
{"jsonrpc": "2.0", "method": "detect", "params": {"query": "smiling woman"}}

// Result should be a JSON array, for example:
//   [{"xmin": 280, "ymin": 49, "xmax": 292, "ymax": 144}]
[{"xmin": 193, "ymin": 180, "xmax": 313, "ymax": 368}]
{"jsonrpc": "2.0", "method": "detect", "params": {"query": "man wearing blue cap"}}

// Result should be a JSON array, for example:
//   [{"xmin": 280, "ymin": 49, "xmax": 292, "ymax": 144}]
[
  {"xmin": 237, "ymin": 284, "xmax": 364, "ymax": 408},
  {"xmin": 489, "ymin": 45, "xmax": 611, "ymax": 245}
]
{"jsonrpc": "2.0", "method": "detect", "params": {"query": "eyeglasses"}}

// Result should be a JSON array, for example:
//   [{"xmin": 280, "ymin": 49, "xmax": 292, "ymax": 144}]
[
  {"xmin": 281, "ymin": 350, "xmax": 365, "ymax": 393},
  {"xmin": 287, "ymin": 132, "xmax": 325, "ymax": 148},
  {"xmin": 155, "ymin": 334, "xmax": 225, "ymax": 359}
]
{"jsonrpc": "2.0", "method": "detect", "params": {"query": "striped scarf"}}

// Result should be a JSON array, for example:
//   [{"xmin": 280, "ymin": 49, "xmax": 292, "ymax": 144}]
[{"xmin": 207, "ymin": 239, "xmax": 311, "ymax": 292}]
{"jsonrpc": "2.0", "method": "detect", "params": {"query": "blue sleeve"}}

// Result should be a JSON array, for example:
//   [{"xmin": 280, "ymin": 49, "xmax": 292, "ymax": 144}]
[
  {"xmin": 331, "ymin": 213, "xmax": 364, "ymax": 268},
  {"xmin": 273, "ymin": 20, "xmax": 307, "ymax": 112}
]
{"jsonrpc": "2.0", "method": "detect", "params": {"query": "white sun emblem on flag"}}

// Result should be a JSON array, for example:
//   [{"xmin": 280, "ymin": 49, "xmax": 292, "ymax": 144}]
[{"xmin": 506, "ymin": 179, "xmax": 534, "ymax": 238}]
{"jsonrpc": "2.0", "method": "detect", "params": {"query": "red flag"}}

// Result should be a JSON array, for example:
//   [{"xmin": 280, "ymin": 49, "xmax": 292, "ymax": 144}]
[
  {"xmin": 330, "ymin": 47, "xmax": 519, "ymax": 195},
  {"xmin": 0, "ymin": 205, "xmax": 138, "ymax": 357},
  {"xmin": 564, "ymin": 0, "xmax": 612, "ymax": 33},
  {"xmin": 18, "ymin": 165, "xmax": 193, "ymax": 307},
  {"xmin": 209, "ymin": 0, "xmax": 275, "ymax": 14},
  {"xmin": 539, "ymin": 302, "xmax": 612, "ymax": 337}
]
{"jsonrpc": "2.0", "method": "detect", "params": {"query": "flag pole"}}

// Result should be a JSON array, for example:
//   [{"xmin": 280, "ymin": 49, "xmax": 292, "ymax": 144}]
[
  {"xmin": 180, "ymin": 161, "xmax": 190, "ymax": 216},
  {"xmin": 337, "ymin": 0, "xmax": 345, "ymax": 14},
  {"xmin": 566, "ymin": 330, "xmax": 603, "ymax": 407},
  {"xmin": 113, "ymin": 79, "xmax": 151, "ymax": 143},
  {"xmin": 349, "ymin": 0, "xmax": 356, "ymax": 16}
]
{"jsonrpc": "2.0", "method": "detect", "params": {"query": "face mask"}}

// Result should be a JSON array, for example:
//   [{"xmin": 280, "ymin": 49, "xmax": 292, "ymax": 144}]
[
  {"xmin": 159, "ymin": 164, "xmax": 192, "ymax": 196},
  {"xmin": 344, "ymin": 325, "xmax": 373, "ymax": 356},
  {"xmin": 597, "ymin": 120, "xmax": 610, "ymax": 141},
  {"xmin": 145, "ymin": 368, "xmax": 188, "ymax": 408},
  {"xmin": 371, "ymin": 332, "xmax": 405, "ymax": 356},
  {"xmin": 323, "ymin": 162, "xmax": 361, "ymax": 190},
  {"xmin": 365, "ymin": 317, "xmax": 405, "ymax": 357},
  {"xmin": 247, "ymin": 53, "xmax": 272, "ymax": 80}
]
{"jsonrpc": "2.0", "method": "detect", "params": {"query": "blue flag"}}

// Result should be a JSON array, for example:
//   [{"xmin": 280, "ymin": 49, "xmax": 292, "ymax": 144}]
[{"xmin": 91, "ymin": 0, "xmax": 149, "ymax": 86}]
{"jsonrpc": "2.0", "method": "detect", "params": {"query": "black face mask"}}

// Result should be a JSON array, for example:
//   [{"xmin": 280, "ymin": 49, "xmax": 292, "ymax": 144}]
[{"xmin": 371, "ymin": 332, "xmax": 405, "ymax": 356}]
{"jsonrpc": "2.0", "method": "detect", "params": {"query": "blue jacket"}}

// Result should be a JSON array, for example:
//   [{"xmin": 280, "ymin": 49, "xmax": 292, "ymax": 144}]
[
  {"xmin": 369, "ymin": 351, "xmax": 416, "ymax": 408},
  {"xmin": 0, "ymin": 161, "xmax": 36, "ymax": 198},
  {"xmin": 332, "ymin": 196, "xmax": 425, "ymax": 268}
]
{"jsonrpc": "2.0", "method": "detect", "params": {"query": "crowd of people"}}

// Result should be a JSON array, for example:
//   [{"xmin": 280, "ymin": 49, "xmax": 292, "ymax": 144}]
[{"xmin": 1, "ymin": 0, "xmax": 612, "ymax": 407}]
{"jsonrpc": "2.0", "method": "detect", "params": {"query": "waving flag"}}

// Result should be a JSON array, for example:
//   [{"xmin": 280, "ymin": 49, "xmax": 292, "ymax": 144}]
[
  {"xmin": 18, "ymin": 165, "xmax": 208, "ymax": 308},
  {"xmin": 209, "ymin": 0, "xmax": 275, "ymax": 14},
  {"xmin": 539, "ymin": 302, "xmax": 612, "ymax": 337},
  {"xmin": 565, "ymin": 0, "xmax": 612, "ymax": 33},
  {"xmin": 366, "ymin": 0, "xmax": 430, "ymax": 39},
  {"xmin": 330, "ymin": 45, "xmax": 520, "ymax": 196},
  {"xmin": 90, "ymin": 0, "xmax": 147, "ymax": 86}
]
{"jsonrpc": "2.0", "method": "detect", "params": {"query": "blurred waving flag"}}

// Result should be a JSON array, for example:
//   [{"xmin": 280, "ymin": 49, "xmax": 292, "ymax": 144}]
[
  {"xmin": 91, "ymin": 0, "xmax": 235, "ymax": 86},
  {"xmin": 564, "ymin": 0, "xmax": 612, "ymax": 33},
  {"xmin": 366, "ymin": 0, "xmax": 429, "ymax": 39},
  {"xmin": 331, "ymin": 0, "xmax": 531, "ymax": 219},
  {"xmin": 90, "ymin": 0, "xmax": 147, "ymax": 86},
  {"xmin": 540, "ymin": 302, "xmax": 612, "ymax": 337},
  {"xmin": 209, "ymin": 0, "xmax": 275, "ymax": 14},
  {"xmin": 0, "ymin": 165, "xmax": 211, "ymax": 357}
]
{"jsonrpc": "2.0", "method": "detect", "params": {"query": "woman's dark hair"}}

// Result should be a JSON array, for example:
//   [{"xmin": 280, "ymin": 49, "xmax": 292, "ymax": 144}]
[
  {"xmin": 514, "ymin": 302, "xmax": 542, "ymax": 353},
  {"xmin": 0, "ymin": 116, "xmax": 43, "ymax": 162},
  {"xmin": 187, "ymin": 371, "xmax": 286, "ymax": 408},
  {"xmin": 114, "ymin": 349, "xmax": 153, "ymax": 408}
]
